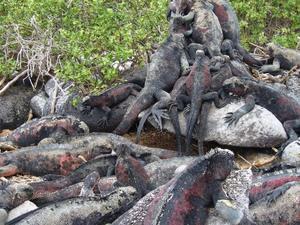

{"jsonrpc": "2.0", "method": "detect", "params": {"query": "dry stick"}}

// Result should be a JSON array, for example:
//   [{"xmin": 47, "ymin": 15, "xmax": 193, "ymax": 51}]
[
  {"xmin": 237, "ymin": 154, "xmax": 258, "ymax": 169},
  {"xmin": 0, "ymin": 77, "xmax": 6, "ymax": 87},
  {"xmin": 0, "ymin": 70, "xmax": 28, "ymax": 96},
  {"xmin": 50, "ymin": 81, "xmax": 58, "ymax": 114}
]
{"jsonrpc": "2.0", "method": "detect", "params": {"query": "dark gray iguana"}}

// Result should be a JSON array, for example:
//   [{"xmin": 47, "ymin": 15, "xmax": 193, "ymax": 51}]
[
  {"xmin": 259, "ymin": 43, "xmax": 300, "ymax": 73},
  {"xmin": 113, "ymin": 33, "xmax": 190, "ymax": 135},
  {"xmin": 222, "ymin": 77, "xmax": 300, "ymax": 150},
  {"xmin": 112, "ymin": 148, "xmax": 243, "ymax": 225}
]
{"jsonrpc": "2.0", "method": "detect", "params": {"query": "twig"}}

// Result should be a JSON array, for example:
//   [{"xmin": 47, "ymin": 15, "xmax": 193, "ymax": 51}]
[
  {"xmin": 0, "ymin": 70, "xmax": 28, "ymax": 96},
  {"xmin": 0, "ymin": 77, "xmax": 6, "ymax": 87},
  {"xmin": 50, "ymin": 81, "xmax": 58, "ymax": 114},
  {"xmin": 253, "ymin": 156, "xmax": 277, "ymax": 168},
  {"xmin": 237, "ymin": 154, "xmax": 258, "ymax": 169}
]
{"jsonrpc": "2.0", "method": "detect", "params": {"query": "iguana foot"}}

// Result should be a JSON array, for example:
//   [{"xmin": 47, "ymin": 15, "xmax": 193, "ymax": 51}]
[
  {"xmin": 97, "ymin": 117, "xmax": 109, "ymax": 128},
  {"xmin": 151, "ymin": 108, "xmax": 170, "ymax": 129},
  {"xmin": 224, "ymin": 112, "xmax": 242, "ymax": 126}
]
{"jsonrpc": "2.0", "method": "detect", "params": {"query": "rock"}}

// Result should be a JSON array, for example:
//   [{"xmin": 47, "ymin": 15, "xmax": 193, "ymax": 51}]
[
  {"xmin": 0, "ymin": 209, "xmax": 7, "ymax": 225},
  {"xmin": 146, "ymin": 100, "xmax": 287, "ymax": 148},
  {"xmin": 268, "ymin": 76, "xmax": 300, "ymax": 104},
  {"xmin": 206, "ymin": 169, "xmax": 253, "ymax": 225},
  {"xmin": 30, "ymin": 92, "xmax": 48, "ymax": 117},
  {"xmin": 250, "ymin": 183, "xmax": 300, "ymax": 225},
  {"xmin": 282, "ymin": 138, "xmax": 300, "ymax": 167},
  {"xmin": 7, "ymin": 201, "xmax": 38, "ymax": 222},
  {"xmin": 0, "ymin": 85, "xmax": 34, "ymax": 131}
]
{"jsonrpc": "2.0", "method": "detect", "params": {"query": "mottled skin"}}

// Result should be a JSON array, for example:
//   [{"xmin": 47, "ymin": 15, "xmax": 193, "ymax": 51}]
[
  {"xmin": 7, "ymin": 187, "xmax": 138, "ymax": 225},
  {"xmin": 30, "ymin": 154, "xmax": 117, "ymax": 199},
  {"xmin": 260, "ymin": 43, "xmax": 300, "ymax": 73},
  {"xmin": 0, "ymin": 181, "xmax": 33, "ymax": 210},
  {"xmin": 185, "ymin": 50, "xmax": 213, "ymax": 154},
  {"xmin": 115, "ymin": 145, "xmax": 153, "ymax": 197},
  {"xmin": 250, "ymin": 183, "xmax": 300, "ymax": 225},
  {"xmin": 208, "ymin": 0, "xmax": 263, "ymax": 67},
  {"xmin": 114, "ymin": 148, "xmax": 235, "ymax": 225},
  {"xmin": 0, "ymin": 137, "xmax": 112, "ymax": 177},
  {"xmin": 222, "ymin": 77, "xmax": 300, "ymax": 148},
  {"xmin": 169, "ymin": 0, "xmax": 223, "ymax": 58},
  {"xmin": 249, "ymin": 168, "xmax": 300, "ymax": 203},
  {"xmin": 1, "ymin": 115, "xmax": 89, "ymax": 147},
  {"xmin": 81, "ymin": 83, "xmax": 142, "ymax": 128},
  {"xmin": 113, "ymin": 33, "xmax": 189, "ymax": 135}
]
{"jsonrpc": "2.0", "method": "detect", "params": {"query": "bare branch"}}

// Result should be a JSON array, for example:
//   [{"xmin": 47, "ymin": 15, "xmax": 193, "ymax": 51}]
[{"xmin": 0, "ymin": 70, "xmax": 28, "ymax": 96}]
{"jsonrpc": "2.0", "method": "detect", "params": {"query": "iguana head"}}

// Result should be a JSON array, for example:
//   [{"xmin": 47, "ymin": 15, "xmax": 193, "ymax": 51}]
[
  {"xmin": 206, "ymin": 148, "xmax": 234, "ymax": 180},
  {"xmin": 222, "ymin": 77, "xmax": 248, "ymax": 97}
]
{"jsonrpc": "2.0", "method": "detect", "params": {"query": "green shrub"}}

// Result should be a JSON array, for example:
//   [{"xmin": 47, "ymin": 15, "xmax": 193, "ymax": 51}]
[{"xmin": 0, "ymin": 0, "xmax": 299, "ymax": 91}]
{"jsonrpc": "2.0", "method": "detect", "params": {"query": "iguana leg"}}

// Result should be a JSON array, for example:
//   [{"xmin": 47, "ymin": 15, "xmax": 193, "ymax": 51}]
[
  {"xmin": 224, "ymin": 94, "xmax": 256, "ymax": 126},
  {"xmin": 113, "ymin": 91, "xmax": 155, "ymax": 135},
  {"xmin": 257, "ymin": 181, "xmax": 300, "ymax": 206},
  {"xmin": 202, "ymin": 91, "xmax": 229, "ymax": 108},
  {"xmin": 236, "ymin": 44, "xmax": 263, "ymax": 67},
  {"xmin": 169, "ymin": 102, "xmax": 183, "ymax": 156},
  {"xmin": 280, "ymin": 119, "xmax": 300, "ymax": 151},
  {"xmin": 259, "ymin": 58, "xmax": 281, "ymax": 73},
  {"xmin": 136, "ymin": 91, "xmax": 171, "ymax": 143},
  {"xmin": 96, "ymin": 106, "xmax": 111, "ymax": 129},
  {"xmin": 221, "ymin": 39, "xmax": 237, "ymax": 60}
]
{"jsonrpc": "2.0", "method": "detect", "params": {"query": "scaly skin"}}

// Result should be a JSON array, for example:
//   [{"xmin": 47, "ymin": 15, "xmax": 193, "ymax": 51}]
[
  {"xmin": 6, "ymin": 187, "xmax": 138, "ymax": 225},
  {"xmin": 209, "ymin": 0, "xmax": 263, "ymax": 67},
  {"xmin": 1, "ymin": 115, "xmax": 89, "ymax": 147},
  {"xmin": 113, "ymin": 33, "xmax": 189, "ymax": 135},
  {"xmin": 81, "ymin": 83, "xmax": 142, "ymax": 128},
  {"xmin": 30, "ymin": 154, "xmax": 117, "ymax": 199},
  {"xmin": 113, "ymin": 148, "xmax": 235, "ymax": 225},
  {"xmin": 250, "ymin": 168, "xmax": 300, "ymax": 203},
  {"xmin": 0, "ymin": 181, "xmax": 33, "ymax": 210},
  {"xmin": 168, "ymin": 0, "xmax": 223, "ymax": 58},
  {"xmin": 185, "ymin": 50, "xmax": 212, "ymax": 154},
  {"xmin": 222, "ymin": 77, "xmax": 300, "ymax": 148},
  {"xmin": 0, "ymin": 141, "xmax": 111, "ymax": 178},
  {"xmin": 260, "ymin": 43, "xmax": 300, "ymax": 73},
  {"xmin": 115, "ymin": 144, "xmax": 153, "ymax": 197}
]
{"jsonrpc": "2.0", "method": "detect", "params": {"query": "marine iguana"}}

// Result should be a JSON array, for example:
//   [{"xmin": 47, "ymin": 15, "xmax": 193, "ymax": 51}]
[
  {"xmin": 0, "ymin": 115, "xmax": 89, "ymax": 148},
  {"xmin": 113, "ymin": 33, "xmax": 190, "ymax": 135},
  {"xmin": 0, "ymin": 137, "xmax": 112, "ymax": 177},
  {"xmin": 115, "ymin": 144, "xmax": 153, "ymax": 197},
  {"xmin": 136, "ymin": 51, "xmax": 227, "ymax": 155},
  {"xmin": 30, "ymin": 154, "xmax": 117, "ymax": 199},
  {"xmin": 6, "ymin": 187, "xmax": 138, "ymax": 225},
  {"xmin": 249, "ymin": 168, "xmax": 300, "ymax": 204},
  {"xmin": 0, "ymin": 133, "xmax": 176, "ymax": 177},
  {"xmin": 81, "ymin": 83, "xmax": 142, "ymax": 128},
  {"xmin": 222, "ymin": 77, "xmax": 300, "ymax": 149},
  {"xmin": 208, "ymin": 0, "xmax": 263, "ymax": 67},
  {"xmin": 168, "ymin": 0, "xmax": 224, "ymax": 58},
  {"xmin": 112, "ymin": 148, "xmax": 239, "ymax": 225},
  {"xmin": 0, "ymin": 180, "xmax": 33, "ymax": 210},
  {"xmin": 259, "ymin": 43, "xmax": 300, "ymax": 73}
]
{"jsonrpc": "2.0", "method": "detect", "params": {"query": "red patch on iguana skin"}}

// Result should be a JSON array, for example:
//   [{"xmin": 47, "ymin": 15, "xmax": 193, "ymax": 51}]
[
  {"xmin": 115, "ymin": 163, "xmax": 130, "ymax": 184},
  {"xmin": 213, "ymin": 4, "xmax": 229, "ymax": 24},
  {"xmin": 250, "ymin": 176, "xmax": 300, "ymax": 200},
  {"xmin": 58, "ymin": 153, "xmax": 82, "ymax": 175}
]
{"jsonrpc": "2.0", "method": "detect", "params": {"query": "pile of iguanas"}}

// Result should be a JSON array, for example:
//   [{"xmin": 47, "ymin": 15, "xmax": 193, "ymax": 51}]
[
  {"xmin": 1, "ymin": 0, "xmax": 300, "ymax": 224},
  {"xmin": 77, "ymin": 0, "xmax": 300, "ymax": 156}
]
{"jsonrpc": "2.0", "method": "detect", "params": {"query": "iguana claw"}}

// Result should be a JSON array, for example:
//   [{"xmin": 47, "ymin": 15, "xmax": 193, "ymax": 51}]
[{"xmin": 224, "ymin": 112, "xmax": 241, "ymax": 126}]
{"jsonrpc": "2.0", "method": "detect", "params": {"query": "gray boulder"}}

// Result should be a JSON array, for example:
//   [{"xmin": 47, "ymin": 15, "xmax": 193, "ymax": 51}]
[
  {"xmin": 282, "ymin": 138, "xmax": 300, "ymax": 167},
  {"xmin": 0, "ymin": 85, "xmax": 34, "ymax": 131},
  {"xmin": 146, "ymin": 100, "xmax": 287, "ymax": 148}
]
